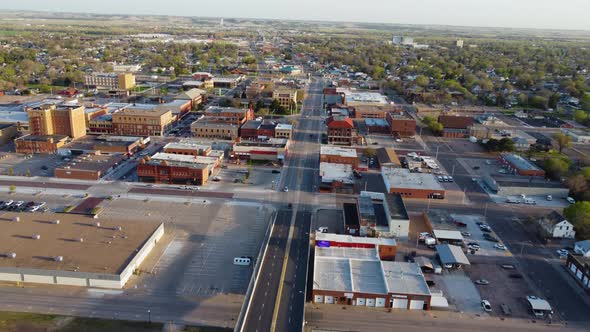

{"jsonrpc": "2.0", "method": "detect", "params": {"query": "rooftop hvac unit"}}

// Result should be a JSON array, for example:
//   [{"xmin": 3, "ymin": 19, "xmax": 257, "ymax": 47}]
[
  {"xmin": 53, "ymin": 219, "xmax": 60, "ymax": 225},
  {"xmin": 13, "ymin": 217, "xmax": 20, "ymax": 222},
  {"xmin": 54, "ymin": 256, "xmax": 63, "ymax": 262},
  {"xmin": 78, "ymin": 238, "xmax": 84, "ymax": 243},
  {"xmin": 32, "ymin": 234, "xmax": 41, "ymax": 240},
  {"xmin": 95, "ymin": 222, "xmax": 101, "ymax": 228},
  {"xmin": 4, "ymin": 252, "xmax": 16, "ymax": 259},
  {"xmin": 116, "ymin": 226, "xmax": 123, "ymax": 231}
]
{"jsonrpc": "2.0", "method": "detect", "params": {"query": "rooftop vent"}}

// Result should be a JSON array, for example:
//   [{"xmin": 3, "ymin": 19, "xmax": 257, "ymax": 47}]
[
  {"xmin": 13, "ymin": 217, "xmax": 20, "ymax": 222},
  {"xmin": 78, "ymin": 238, "xmax": 84, "ymax": 243},
  {"xmin": 116, "ymin": 226, "xmax": 123, "ymax": 231},
  {"xmin": 95, "ymin": 222, "xmax": 101, "ymax": 228},
  {"xmin": 4, "ymin": 252, "xmax": 16, "ymax": 259},
  {"xmin": 53, "ymin": 219, "xmax": 60, "ymax": 225},
  {"xmin": 54, "ymin": 256, "xmax": 63, "ymax": 262},
  {"xmin": 32, "ymin": 234, "xmax": 41, "ymax": 240}
]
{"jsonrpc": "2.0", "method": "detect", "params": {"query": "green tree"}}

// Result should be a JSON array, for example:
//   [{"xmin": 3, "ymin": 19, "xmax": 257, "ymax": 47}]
[
  {"xmin": 581, "ymin": 167, "xmax": 590, "ymax": 181},
  {"xmin": 548, "ymin": 93, "xmax": 560, "ymax": 109},
  {"xmin": 543, "ymin": 158, "xmax": 571, "ymax": 179},
  {"xmin": 428, "ymin": 122, "xmax": 444, "ymax": 135},
  {"xmin": 564, "ymin": 202, "xmax": 590, "ymax": 239},
  {"xmin": 581, "ymin": 94, "xmax": 590, "ymax": 111},
  {"xmin": 415, "ymin": 75, "xmax": 429, "ymax": 88},
  {"xmin": 364, "ymin": 148, "xmax": 377, "ymax": 158},
  {"xmin": 553, "ymin": 133, "xmax": 572, "ymax": 153},
  {"xmin": 573, "ymin": 110, "xmax": 588, "ymax": 124}
]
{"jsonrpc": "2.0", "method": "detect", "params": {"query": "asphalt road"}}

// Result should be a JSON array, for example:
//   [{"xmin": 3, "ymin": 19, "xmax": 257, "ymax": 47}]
[
  {"xmin": 240, "ymin": 78, "xmax": 323, "ymax": 332},
  {"xmin": 242, "ymin": 209, "xmax": 292, "ymax": 332}
]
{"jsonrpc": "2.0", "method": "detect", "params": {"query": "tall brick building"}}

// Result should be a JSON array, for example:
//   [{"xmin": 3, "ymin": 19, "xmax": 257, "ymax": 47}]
[
  {"xmin": 26, "ymin": 104, "xmax": 86, "ymax": 139},
  {"xmin": 326, "ymin": 116, "xmax": 358, "ymax": 146}
]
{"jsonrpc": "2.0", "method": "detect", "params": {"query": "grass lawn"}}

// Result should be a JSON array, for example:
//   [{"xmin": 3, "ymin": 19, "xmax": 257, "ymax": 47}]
[{"xmin": 0, "ymin": 312, "xmax": 163, "ymax": 332}]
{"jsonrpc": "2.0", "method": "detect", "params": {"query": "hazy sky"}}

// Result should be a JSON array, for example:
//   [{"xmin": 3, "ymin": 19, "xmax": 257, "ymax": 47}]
[{"xmin": 2, "ymin": 0, "xmax": 590, "ymax": 30}]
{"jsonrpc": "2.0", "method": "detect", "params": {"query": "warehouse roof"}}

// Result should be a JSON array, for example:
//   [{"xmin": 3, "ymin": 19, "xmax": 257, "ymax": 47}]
[
  {"xmin": 316, "ymin": 247, "xmax": 379, "ymax": 260},
  {"xmin": 436, "ymin": 244, "xmax": 470, "ymax": 266},
  {"xmin": 432, "ymin": 230, "xmax": 464, "ymax": 242},
  {"xmin": 315, "ymin": 232, "xmax": 397, "ymax": 247},
  {"xmin": 382, "ymin": 167, "xmax": 444, "ymax": 191},
  {"xmin": 351, "ymin": 259, "xmax": 388, "ymax": 294},
  {"xmin": 319, "ymin": 162, "xmax": 354, "ymax": 184},
  {"xmin": 0, "ymin": 212, "xmax": 162, "ymax": 274},
  {"xmin": 500, "ymin": 153, "xmax": 543, "ymax": 172},
  {"xmin": 320, "ymin": 145, "xmax": 357, "ymax": 158},
  {"xmin": 314, "ymin": 254, "xmax": 430, "ymax": 296},
  {"xmin": 381, "ymin": 261, "xmax": 431, "ymax": 295}
]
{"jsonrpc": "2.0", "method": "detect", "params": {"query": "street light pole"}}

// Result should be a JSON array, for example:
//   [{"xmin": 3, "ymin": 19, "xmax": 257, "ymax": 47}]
[{"xmin": 148, "ymin": 309, "xmax": 151, "ymax": 323}]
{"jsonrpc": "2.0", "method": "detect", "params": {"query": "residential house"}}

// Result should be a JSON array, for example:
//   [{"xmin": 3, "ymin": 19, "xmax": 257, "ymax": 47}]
[
  {"xmin": 538, "ymin": 211, "xmax": 575, "ymax": 239},
  {"xmin": 574, "ymin": 240, "xmax": 590, "ymax": 257}
]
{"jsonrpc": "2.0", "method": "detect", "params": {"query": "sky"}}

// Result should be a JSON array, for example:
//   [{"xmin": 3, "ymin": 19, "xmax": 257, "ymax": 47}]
[{"xmin": 2, "ymin": 0, "xmax": 590, "ymax": 31}]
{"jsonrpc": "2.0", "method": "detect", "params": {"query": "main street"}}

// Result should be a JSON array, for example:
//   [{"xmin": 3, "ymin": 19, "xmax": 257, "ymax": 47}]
[{"xmin": 241, "ymin": 78, "xmax": 324, "ymax": 332}]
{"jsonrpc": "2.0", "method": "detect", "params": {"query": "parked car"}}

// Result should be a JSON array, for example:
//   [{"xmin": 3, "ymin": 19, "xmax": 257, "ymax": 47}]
[
  {"xmin": 419, "ymin": 232, "xmax": 431, "ymax": 241},
  {"xmin": 567, "ymin": 197, "xmax": 575, "ymax": 204},
  {"xmin": 317, "ymin": 227, "xmax": 328, "ymax": 233},
  {"xmin": 494, "ymin": 243, "xmax": 507, "ymax": 250},
  {"xmin": 481, "ymin": 300, "xmax": 492, "ymax": 312},
  {"xmin": 461, "ymin": 231, "xmax": 472, "ymax": 237},
  {"xmin": 283, "ymin": 186, "xmax": 289, "ymax": 192},
  {"xmin": 509, "ymin": 273, "xmax": 524, "ymax": 279},
  {"xmin": 475, "ymin": 279, "xmax": 490, "ymax": 285},
  {"xmin": 501, "ymin": 264, "xmax": 516, "ymax": 270},
  {"xmin": 484, "ymin": 234, "xmax": 499, "ymax": 242},
  {"xmin": 212, "ymin": 176, "xmax": 221, "ymax": 182},
  {"xmin": 437, "ymin": 176, "xmax": 444, "ymax": 182},
  {"xmin": 272, "ymin": 170, "xmax": 281, "ymax": 174},
  {"xmin": 455, "ymin": 221, "xmax": 467, "ymax": 228},
  {"xmin": 556, "ymin": 249, "xmax": 568, "ymax": 257},
  {"xmin": 546, "ymin": 195, "xmax": 553, "ymax": 201},
  {"xmin": 447, "ymin": 176, "xmax": 454, "ymax": 182}
]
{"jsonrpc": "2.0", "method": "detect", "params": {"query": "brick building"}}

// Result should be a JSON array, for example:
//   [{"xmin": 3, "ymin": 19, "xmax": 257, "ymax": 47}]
[
  {"xmin": 326, "ymin": 116, "xmax": 358, "ymax": 146},
  {"xmin": 26, "ymin": 104, "xmax": 86, "ymax": 139},
  {"xmin": 112, "ymin": 108, "xmax": 174, "ymax": 136},
  {"xmin": 137, "ymin": 153, "xmax": 218, "ymax": 185},
  {"xmin": 386, "ymin": 112, "xmax": 416, "ymax": 137},
  {"xmin": 84, "ymin": 73, "xmax": 136, "ymax": 90},
  {"xmin": 438, "ymin": 114, "xmax": 474, "ymax": 138},
  {"xmin": 163, "ymin": 142, "xmax": 212, "ymax": 157},
  {"xmin": 314, "ymin": 233, "xmax": 397, "ymax": 261},
  {"xmin": 203, "ymin": 107, "xmax": 254, "ymax": 125},
  {"xmin": 0, "ymin": 123, "xmax": 17, "ymax": 146},
  {"xmin": 498, "ymin": 153, "xmax": 545, "ymax": 177},
  {"xmin": 54, "ymin": 153, "xmax": 126, "ymax": 181},
  {"xmin": 320, "ymin": 145, "xmax": 359, "ymax": 169},
  {"xmin": 381, "ymin": 167, "xmax": 445, "ymax": 199},
  {"xmin": 15, "ymin": 135, "xmax": 69, "ymax": 154},
  {"xmin": 272, "ymin": 88, "xmax": 297, "ymax": 109}
]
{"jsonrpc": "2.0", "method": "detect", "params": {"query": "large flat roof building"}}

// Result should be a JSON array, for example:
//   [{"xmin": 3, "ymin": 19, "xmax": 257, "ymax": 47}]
[
  {"xmin": 382, "ymin": 167, "xmax": 445, "ymax": 199},
  {"xmin": 0, "ymin": 212, "xmax": 163, "ymax": 289},
  {"xmin": 313, "ymin": 246, "xmax": 431, "ymax": 309}
]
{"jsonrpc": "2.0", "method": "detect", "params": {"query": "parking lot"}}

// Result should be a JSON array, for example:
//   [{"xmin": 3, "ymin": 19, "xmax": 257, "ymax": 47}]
[
  {"xmin": 451, "ymin": 214, "xmax": 511, "ymax": 258},
  {"xmin": 315, "ymin": 209, "xmax": 344, "ymax": 234},
  {"xmin": 365, "ymin": 134, "xmax": 424, "ymax": 151},
  {"xmin": 0, "ymin": 153, "xmax": 65, "ymax": 177},
  {"xmin": 465, "ymin": 261, "xmax": 534, "ymax": 318},
  {"xmin": 207, "ymin": 166, "xmax": 282, "ymax": 191},
  {"xmin": 99, "ymin": 197, "xmax": 272, "ymax": 298},
  {"xmin": 0, "ymin": 192, "xmax": 82, "ymax": 213}
]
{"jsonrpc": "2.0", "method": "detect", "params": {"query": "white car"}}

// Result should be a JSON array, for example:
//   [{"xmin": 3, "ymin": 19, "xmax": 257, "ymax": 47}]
[
  {"xmin": 556, "ymin": 249, "xmax": 568, "ymax": 257},
  {"xmin": 283, "ymin": 187, "xmax": 289, "ymax": 192},
  {"xmin": 481, "ymin": 300, "xmax": 492, "ymax": 312},
  {"xmin": 419, "ymin": 232, "xmax": 431, "ymax": 240},
  {"xmin": 567, "ymin": 197, "xmax": 575, "ymax": 204},
  {"xmin": 494, "ymin": 243, "xmax": 507, "ymax": 250},
  {"xmin": 395, "ymin": 139, "xmax": 403, "ymax": 143}
]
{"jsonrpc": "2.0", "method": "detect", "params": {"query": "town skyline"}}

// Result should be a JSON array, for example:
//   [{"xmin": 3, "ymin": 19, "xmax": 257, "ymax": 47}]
[{"xmin": 2, "ymin": 0, "xmax": 590, "ymax": 31}]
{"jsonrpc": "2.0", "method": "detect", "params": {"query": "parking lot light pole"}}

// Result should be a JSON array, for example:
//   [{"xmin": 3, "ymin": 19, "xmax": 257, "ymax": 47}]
[{"xmin": 147, "ymin": 309, "xmax": 151, "ymax": 323}]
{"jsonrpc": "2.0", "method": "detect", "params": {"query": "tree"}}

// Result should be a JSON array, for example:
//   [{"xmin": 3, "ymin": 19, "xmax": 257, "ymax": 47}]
[
  {"xmin": 582, "ymin": 167, "xmax": 590, "ymax": 181},
  {"xmin": 564, "ymin": 202, "xmax": 590, "ymax": 239},
  {"xmin": 566, "ymin": 174, "xmax": 588, "ymax": 198},
  {"xmin": 581, "ymin": 94, "xmax": 590, "ymax": 111},
  {"xmin": 498, "ymin": 138, "xmax": 515, "ymax": 152},
  {"xmin": 415, "ymin": 75, "xmax": 429, "ymax": 88},
  {"xmin": 573, "ymin": 110, "xmax": 588, "ymax": 124},
  {"xmin": 428, "ymin": 122, "xmax": 444, "ymax": 135},
  {"xmin": 543, "ymin": 158, "xmax": 571, "ymax": 179},
  {"xmin": 553, "ymin": 133, "xmax": 572, "ymax": 153},
  {"xmin": 548, "ymin": 93, "xmax": 560, "ymax": 109},
  {"xmin": 364, "ymin": 148, "xmax": 377, "ymax": 158}
]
